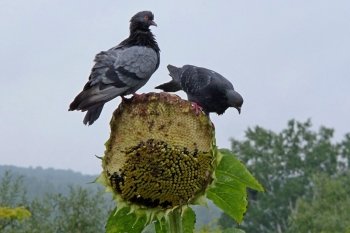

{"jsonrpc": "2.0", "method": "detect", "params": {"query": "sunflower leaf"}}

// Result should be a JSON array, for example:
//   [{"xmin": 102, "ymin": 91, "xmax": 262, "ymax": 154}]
[
  {"xmin": 207, "ymin": 149, "xmax": 264, "ymax": 223},
  {"xmin": 106, "ymin": 207, "xmax": 148, "ymax": 233},
  {"xmin": 182, "ymin": 207, "xmax": 196, "ymax": 233},
  {"xmin": 207, "ymin": 180, "xmax": 247, "ymax": 223},
  {"xmin": 216, "ymin": 149, "xmax": 264, "ymax": 191}
]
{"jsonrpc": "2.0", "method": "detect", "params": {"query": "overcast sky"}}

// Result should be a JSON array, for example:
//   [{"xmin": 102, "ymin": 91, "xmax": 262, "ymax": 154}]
[{"xmin": 1, "ymin": 1, "xmax": 349, "ymax": 174}]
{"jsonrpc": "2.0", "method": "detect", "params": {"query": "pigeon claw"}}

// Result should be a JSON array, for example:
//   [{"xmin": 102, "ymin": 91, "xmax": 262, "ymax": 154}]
[
  {"xmin": 121, "ymin": 95, "xmax": 133, "ymax": 103},
  {"xmin": 191, "ymin": 102, "xmax": 203, "ymax": 116}
]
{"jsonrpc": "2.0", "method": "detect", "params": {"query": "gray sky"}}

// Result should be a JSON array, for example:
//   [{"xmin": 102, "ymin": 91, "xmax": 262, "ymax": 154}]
[{"xmin": 1, "ymin": 0, "xmax": 349, "ymax": 175}]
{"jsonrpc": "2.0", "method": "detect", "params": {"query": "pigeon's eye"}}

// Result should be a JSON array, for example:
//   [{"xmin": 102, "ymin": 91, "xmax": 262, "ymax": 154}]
[{"xmin": 144, "ymin": 15, "xmax": 149, "ymax": 21}]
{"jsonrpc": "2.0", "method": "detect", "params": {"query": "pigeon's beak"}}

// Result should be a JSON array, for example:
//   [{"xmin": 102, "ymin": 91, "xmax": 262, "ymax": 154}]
[
  {"xmin": 150, "ymin": 20, "xmax": 157, "ymax": 27},
  {"xmin": 236, "ymin": 107, "xmax": 241, "ymax": 114}
]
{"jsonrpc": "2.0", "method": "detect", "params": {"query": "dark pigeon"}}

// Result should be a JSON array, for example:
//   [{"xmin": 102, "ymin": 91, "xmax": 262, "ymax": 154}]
[
  {"xmin": 155, "ymin": 65, "xmax": 243, "ymax": 115},
  {"xmin": 69, "ymin": 11, "xmax": 160, "ymax": 125}
]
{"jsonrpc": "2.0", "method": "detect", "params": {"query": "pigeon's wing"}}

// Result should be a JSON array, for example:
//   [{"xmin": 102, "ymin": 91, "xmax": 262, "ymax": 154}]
[
  {"xmin": 88, "ymin": 46, "xmax": 159, "ymax": 93},
  {"xmin": 111, "ymin": 46, "xmax": 159, "ymax": 92},
  {"xmin": 180, "ymin": 66, "xmax": 233, "ymax": 95},
  {"xmin": 180, "ymin": 66, "xmax": 212, "ymax": 94},
  {"xmin": 193, "ymin": 67, "xmax": 234, "ymax": 99},
  {"xmin": 180, "ymin": 67, "xmax": 232, "ymax": 114},
  {"xmin": 69, "ymin": 46, "xmax": 158, "ymax": 112}
]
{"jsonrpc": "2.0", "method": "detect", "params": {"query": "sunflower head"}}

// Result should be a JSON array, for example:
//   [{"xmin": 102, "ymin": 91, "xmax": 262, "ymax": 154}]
[{"xmin": 100, "ymin": 92, "xmax": 216, "ymax": 210}]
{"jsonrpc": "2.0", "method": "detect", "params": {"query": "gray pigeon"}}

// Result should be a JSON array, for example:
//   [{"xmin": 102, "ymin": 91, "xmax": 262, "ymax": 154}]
[
  {"xmin": 69, "ymin": 11, "xmax": 160, "ymax": 125},
  {"xmin": 155, "ymin": 65, "xmax": 243, "ymax": 115}
]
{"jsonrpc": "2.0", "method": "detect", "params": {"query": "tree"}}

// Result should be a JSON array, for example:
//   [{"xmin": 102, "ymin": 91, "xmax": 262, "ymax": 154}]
[
  {"xmin": 0, "ymin": 171, "xmax": 27, "ymax": 208},
  {"xmin": 218, "ymin": 120, "xmax": 344, "ymax": 233},
  {"xmin": 21, "ymin": 186, "xmax": 112, "ymax": 233},
  {"xmin": 339, "ymin": 133, "xmax": 350, "ymax": 170},
  {"xmin": 0, "ymin": 170, "xmax": 113, "ymax": 233},
  {"xmin": 288, "ymin": 172, "xmax": 350, "ymax": 233},
  {"xmin": 0, "ymin": 171, "xmax": 29, "ymax": 231}
]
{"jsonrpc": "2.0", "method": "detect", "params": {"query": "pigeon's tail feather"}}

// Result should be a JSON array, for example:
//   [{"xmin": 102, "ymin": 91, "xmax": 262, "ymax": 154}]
[
  {"xmin": 155, "ymin": 80, "xmax": 181, "ymax": 92},
  {"xmin": 69, "ymin": 86, "xmax": 125, "ymax": 111},
  {"xmin": 69, "ymin": 87, "xmax": 95, "ymax": 111},
  {"xmin": 155, "ymin": 64, "xmax": 182, "ymax": 92},
  {"xmin": 69, "ymin": 85, "xmax": 127, "ymax": 124},
  {"xmin": 167, "ymin": 64, "xmax": 181, "ymax": 80},
  {"xmin": 69, "ymin": 94, "xmax": 83, "ymax": 111},
  {"xmin": 83, "ymin": 105, "xmax": 104, "ymax": 125}
]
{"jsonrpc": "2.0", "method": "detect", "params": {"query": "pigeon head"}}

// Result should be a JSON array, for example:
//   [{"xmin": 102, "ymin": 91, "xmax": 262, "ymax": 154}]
[
  {"xmin": 226, "ymin": 90, "xmax": 244, "ymax": 114},
  {"xmin": 130, "ymin": 11, "xmax": 157, "ymax": 32}
]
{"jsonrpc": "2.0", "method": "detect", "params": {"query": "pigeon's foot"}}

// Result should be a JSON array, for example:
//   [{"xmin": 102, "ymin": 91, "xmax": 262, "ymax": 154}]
[
  {"xmin": 191, "ymin": 102, "xmax": 204, "ymax": 116},
  {"xmin": 121, "ymin": 95, "xmax": 133, "ymax": 104}
]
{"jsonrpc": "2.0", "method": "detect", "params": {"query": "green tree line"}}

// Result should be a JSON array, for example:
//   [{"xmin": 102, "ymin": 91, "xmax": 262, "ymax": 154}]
[
  {"xmin": 218, "ymin": 119, "xmax": 350, "ymax": 233},
  {"xmin": 0, "ymin": 171, "xmax": 114, "ymax": 233}
]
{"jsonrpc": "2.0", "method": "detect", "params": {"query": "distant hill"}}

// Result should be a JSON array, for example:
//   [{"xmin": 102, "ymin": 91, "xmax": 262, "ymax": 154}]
[
  {"xmin": 0, "ymin": 165, "xmax": 222, "ymax": 227},
  {"xmin": 0, "ymin": 165, "xmax": 102, "ymax": 200}
]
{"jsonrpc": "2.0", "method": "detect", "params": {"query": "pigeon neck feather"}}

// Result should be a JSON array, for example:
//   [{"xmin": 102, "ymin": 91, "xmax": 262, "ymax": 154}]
[{"xmin": 123, "ymin": 29, "xmax": 160, "ymax": 53}]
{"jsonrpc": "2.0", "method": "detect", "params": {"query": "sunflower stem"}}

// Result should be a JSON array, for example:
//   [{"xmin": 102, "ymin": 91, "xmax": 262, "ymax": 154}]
[{"xmin": 168, "ymin": 208, "xmax": 182, "ymax": 233}]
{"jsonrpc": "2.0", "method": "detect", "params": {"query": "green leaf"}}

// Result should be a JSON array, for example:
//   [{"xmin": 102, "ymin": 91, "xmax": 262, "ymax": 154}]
[
  {"xmin": 217, "ymin": 149, "xmax": 264, "ymax": 191},
  {"xmin": 182, "ymin": 207, "xmax": 196, "ymax": 233},
  {"xmin": 207, "ymin": 150, "xmax": 264, "ymax": 223},
  {"xmin": 106, "ymin": 207, "xmax": 148, "ymax": 233},
  {"xmin": 207, "ymin": 179, "xmax": 247, "ymax": 223}
]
